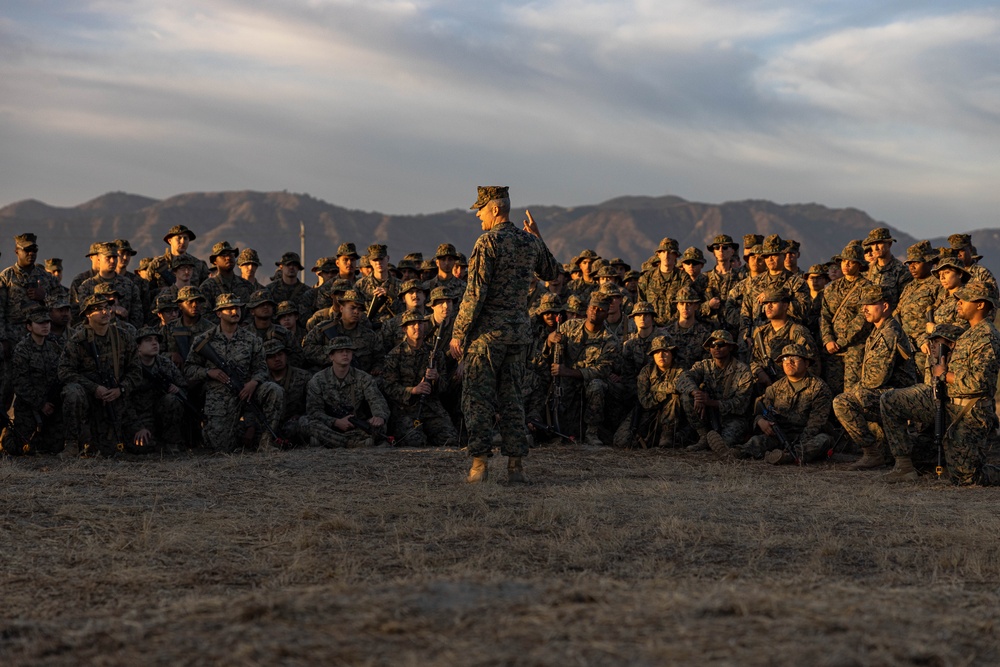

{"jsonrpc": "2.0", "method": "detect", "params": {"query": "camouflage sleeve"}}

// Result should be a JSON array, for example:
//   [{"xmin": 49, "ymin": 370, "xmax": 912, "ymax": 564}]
[
  {"xmin": 158, "ymin": 355, "xmax": 188, "ymax": 388},
  {"xmin": 183, "ymin": 333, "xmax": 211, "ymax": 385},
  {"xmin": 118, "ymin": 331, "xmax": 142, "ymax": 395},
  {"xmin": 359, "ymin": 371, "xmax": 390, "ymax": 420},
  {"xmin": 248, "ymin": 335, "xmax": 269, "ymax": 386},
  {"xmin": 306, "ymin": 374, "xmax": 334, "ymax": 427},
  {"xmin": 57, "ymin": 341, "xmax": 100, "ymax": 396},
  {"xmin": 861, "ymin": 328, "xmax": 894, "ymax": 389},
  {"xmin": 11, "ymin": 341, "xmax": 45, "ymax": 410},
  {"xmin": 674, "ymin": 364, "xmax": 704, "ymax": 398},
  {"xmin": 378, "ymin": 348, "xmax": 412, "ymax": 405},
  {"xmin": 950, "ymin": 329, "xmax": 999, "ymax": 397},
  {"xmin": 303, "ymin": 324, "xmax": 333, "ymax": 368},
  {"xmin": 451, "ymin": 236, "xmax": 494, "ymax": 346},
  {"xmin": 636, "ymin": 363, "xmax": 657, "ymax": 410},
  {"xmin": 718, "ymin": 363, "xmax": 753, "ymax": 418},
  {"xmin": 799, "ymin": 378, "xmax": 833, "ymax": 443},
  {"xmin": 127, "ymin": 280, "xmax": 144, "ymax": 329},
  {"xmin": 819, "ymin": 288, "xmax": 836, "ymax": 346}
]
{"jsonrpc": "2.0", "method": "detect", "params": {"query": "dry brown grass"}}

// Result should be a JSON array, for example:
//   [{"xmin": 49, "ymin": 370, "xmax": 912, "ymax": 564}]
[{"xmin": 2, "ymin": 445, "xmax": 1000, "ymax": 666}]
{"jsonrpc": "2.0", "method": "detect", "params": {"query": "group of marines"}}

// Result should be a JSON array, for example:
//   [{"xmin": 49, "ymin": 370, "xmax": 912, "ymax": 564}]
[{"xmin": 0, "ymin": 214, "xmax": 997, "ymax": 486}]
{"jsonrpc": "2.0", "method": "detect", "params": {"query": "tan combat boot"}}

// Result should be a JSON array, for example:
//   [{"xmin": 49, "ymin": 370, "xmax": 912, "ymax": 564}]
[
  {"xmin": 507, "ymin": 457, "xmax": 529, "ymax": 484},
  {"xmin": 765, "ymin": 449, "xmax": 795, "ymax": 465},
  {"xmin": 849, "ymin": 446, "xmax": 888, "ymax": 470},
  {"xmin": 883, "ymin": 456, "xmax": 918, "ymax": 483},
  {"xmin": 59, "ymin": 441, "xmax": 80, "ymax": 460},
  {"xmin": 466, "ymin": 455, "xmax": 489, "ymax": 483},
  {"xmin": 706, "ymin": 431, "xmax": 735, "ymax": 460},
  {"xmin": 583, "ymin": 428, "xmax": 603, "ymax": 447},
  {"xmin": 686, "ymin": 432, "xmax": 709, "ymax": 451}
]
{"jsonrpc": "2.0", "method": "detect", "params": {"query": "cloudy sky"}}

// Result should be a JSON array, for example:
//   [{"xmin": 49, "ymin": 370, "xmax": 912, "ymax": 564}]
[{"xmin": 1, "ymin": 0, "xmax": 997, "ymax": 236}]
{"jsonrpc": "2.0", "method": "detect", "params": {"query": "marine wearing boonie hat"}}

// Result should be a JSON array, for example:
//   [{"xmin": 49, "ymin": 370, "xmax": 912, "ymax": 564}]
[
  {"xmin": 93, "ymin": 283, "xmax": 120, "ymax": 298},
  {"xmin": 337, "ymin": 242, "xmax": 360, "ymax": 259},
  {"xmin": 135, "ymin": 325, "xmax": 164, "ymax": 343},
  {"xmin": 247, "ymin": 290, "xmax": 277, "ymax": 309},
  {"xmin": 44, "ymin": 258, "xmax": 63, "ymax": 272},
  {"xmin": 948, "ymin": 233, "xmax": 972, "ymax": 250},
  {"xmin": 339, "ymin": 289, "xmax": 365, "ymax": 305},
  {"xmin": 588, "ymin": 292, "xmax": 610, "ymax": 310},
  {"xmin": 839, "ymin": 244, "xmax": 868, "ymax": 268},
  {"xmin": 213, "ymin": 293, "xmax": 245, "ymax": 311},
  {"xmin": 674, "ymin": 285, "xmax": 702, "ymax": 303},
  {"xmin": 954, "ymin": 280, "xmax": 1000, "ymax": 308},
  {"xmin": 366, "ymin": 244, "xmax": 388, "ymax": 260},
  {"xmin": 399, "ymin": 279, "xmax": 426, "ymax": 296},
  {"xmin": 743, "ymin": 234, "xmax": 763, "ymax": 253},
  {"xmin": 428, "ymin": 287, "xmax": 452, "ymax": 305},
  {"xmin": 760, "ymin": 234, "xmax": 786, "ymax": 256},
  {"xmin": 162, "ymin": 224, "xmax": 197, "ymax": 243},
  {"xmin": 263, "ymin": 339, "xmax": 287, "ymax": 356},
  {"xmin": 435, "ymin": 243, "xmax": 459, "ymax": 259},
  {"xmin": 79, "ymin": 295, "xmax": 110, "ymax": 316},
  {"xmin": 46, "ymin": 294, "xmax": 71, "ymax": 310},
  {"xmin": 535, "ymin": 293, "xmax": 564, "ymax": 315},
  {"xmin": 680, "ymin": 247, "xmax": 706, "ymax": 265},
  {"xmin": 469, "ymin": 186, "xmax": 509, "ymax": 210},
  {"xmin": 400, "ymin": 310, "xmax": 430, "ymax": 327},
  {"xmin": 209, "ymin": 241, "xmax": 239, "ymax": 263},
  {"xmin": 171, "ymin": 254, "xmax": 197, "ymax": 270},
  {"xmin": 649, "ymin": 335, "xmax": 678, "ymax": 354},
  {"xmin": 275, "ymin": 252, "xmax": 304, "ymax": 270},
  {"xmin": 152, "ymin": 293, "xmax": 180, "ymax": 313},
  {"xmin": 114, "ymin": 239, "xmax": 137, "ymax": 256},
  {"xmin": 85, "ymin": 242, "xmax": 103, "ymax": 258},
  {"xmin": 904, "ymin": 240, "xmax": 936, "ymax": 264},
  {"xmin": 806, "ymin": 264, "xmax": 829, "ymax": 276},
  {"xmin": 575, "ymin": 249, "xmax": 600, "ymax": 265},
  {"xmin": 311, "ymin": 257, "xmax": 337, "ymax": 274},
  {"xmin": 862, "ymin": 227, "xmax": 897, "ymax": 247},
  {"xmin": 566, "ymin": 294, "xmax": 586, "ymax": 316},
  {"xmin": 175, "ymin": 286, "xmax": 206, "ymax": 303},
  {"xmin": 275, "ymin": 301, "xmax": 299, "ymax": 318},
  {"xmin": 760, "ymin": 287, "xmax": 791, "ymax": 303},
  {"xmin": 931, "ymin": 256, "xmax": 970, "ymax": 278},
  {"xmin": 630, "ymin": 300, "xmax": 655, "ymax": 317},
  {"xmin": 455, "ymin": 252, "xmax": 468, "ymax": 267},
  {"xmin": 707, "ymin": 234, "xmax": 739, "ymax": 252},
  {"xmin": 325, "ymin": 336, "xmax": 357, "ymax": 354},
  {"xmin": 657, "ymin": 238, "xmax": 679, "ymax": 254},
  {"xmin": 928, "ymin": 323, "xmax": 966, "ymax": 343},
  {"xmin": 858, "ymin": 285, "xmax": 890, "ymax": 305}
]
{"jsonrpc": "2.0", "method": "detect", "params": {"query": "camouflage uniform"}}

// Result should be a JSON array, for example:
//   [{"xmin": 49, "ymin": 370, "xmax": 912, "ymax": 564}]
[
  {"xmin": 819, "ymin": 270, "xmax": 872, "ymax": 394},
  {"xmin": 613, "ymin": 336, "xmax": 683, "ymax": 448},
  {"xmin": 676, "ymin": 331, "xmax": 754, "ymax": 449},
  {"xmin": 864, "ymin": 228, "xmax": 912, "ymax": 307},
  {"xmin": 266, "ymin": 253, "xmax": 312, "ymax": 318},
  {"xmin": 745, "ymin": 345, "xmax": 833, "ymax": 463},
  {"xmin": 7, "ymin": 330, "xmax": 65, "ymax": 454},
  {"xmin": 638, "ymin": 240, "xmax": 685, "ymax": 326},
  {"xmin": 265, "ymin": 340, "xmax": 313, "ymax": 447},
  {"xmin": 307, "ymin": 362, "xmax": 389, "ymax": 448},
  {"xmin": 199, "ymin": 273, "xmax": 255, "ymax": 314},
  {"xmin": 452, "ymin": 188, "xmax": 560, "ymax": 459},
  {"xmin": 379, "ymin": 325, "xmax": 458, "ymax": 447},
  {"xmin": 896, "ymin": 242, "xmax": 942, "ymax": 372},
  {"xmin": 553, "ymin": 314, "xmax": 619, "ymax": 440},
  {"xmin": 58, "ymin": 320, "xmax": 142, "ymax": 455},
  {"xmin": 134, "ymin": 352, "xmax": 191, "ymax": 452},
  {"xmin": 740, "ymin": 271, "xmax": 810, "ymax": 338},
  {"xmin": 354, "ymin": 250, "xmax": 403, "ymax": 324},
  {"xmin": 0, "ymin": 260, "xmax": 61, "ymax": 344},
  {"xmin": 832, "ymin": 287, "xmax": 916, "ymax": 459},
  {"xmin": 748, "ymin": 313, "xmax": 819, "ymax": 382},
  {"xmin": 147, "ymin": 251, "xmax": 211, "ymax": 290},
  {"xmin": 77, "ymin": 273, "xmax": 144, "ymax": 329},
  {"xmin": 882, "ymin": 284, "xmax": 1000, "ymax": 485},
  {"xmin": 302, "ymin": 316, "xmax": 382, "ymax": 372},
  {"xmin": 184, "ymin": 317, "xmax": 284, "ymax": 452},
  {"xmin": 662, "ymin": 319, "xmax": 712, "ymax": 370}
]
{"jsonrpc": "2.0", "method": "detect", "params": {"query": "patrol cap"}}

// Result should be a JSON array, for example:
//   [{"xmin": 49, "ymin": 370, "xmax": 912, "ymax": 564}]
[
  {"xmin": 163, "ymin": 224, "xmax": 197, "ymax": 243},
  {"xmin": 15, "ymin": 233, "xmax": 38, "ymax": 250},
  {"xmin": 209, "ymin": 241, "xmax": 239, "ymax": 263},
  {"xmin": 325, "ymin": 336, "xmax": 357, "ymax": 353},
  {"xmin": 238, "ymin": 248, "xmax": 262, "ymax": 267},
  {"xmin": 337, "ymin": 242, "xmax": 360, "ymax": 259},
  {"xmin": 247, "ymin": 289, "xmax": 277, "ymax": 309},
  {"xmin": 649, "ymin": 335, "xmax": 678, "ymax": 354},
  {"xmin": 948, "ymin": 233, "xmax": 972, "ymax": 250},
  {"xmin": 275, "ymin": 301, "xmax": 299, "ymax": 318},
  {"xmin": 862, "ymin": 227, "xmax": 896, "ymax": 247},
  {"xmin": 175, "ymin": 286, "xmax": 206, "ymax": 303},
  {"xmin": 777, "ymin": 343, "xmax": 813, "ymax": 363},
  {"xmin": 674, "ymin": 285, "xmax": 702, "ymax": 303},
  {"xmin": 630, "ymin": 300, "xmax": 655, "ymax": 317},
  {"xmin": 275, "ymin": 252, "xmax": 304, "ymax": 270},
  {"xmin": 400, "ymin": 310, "xmax": 430, "ymax": 327},
  {"xmin": 761, "ymin": 287, "xmax": 791, "ymax": 303},
  {"xmin": 707, "ymin": 234, "xmax": 739, "ymax": 252},
  {"xmin": 588, "ymin": 292, "xmax": 611, "ymax": 310},
  {"xmin": 435, "ymin": 243, "xmax": 459, "ymax": 259},
  {"xmin": 954, "ymin": 281, "xmax": 1000, "ymax": 308},
  {"xmin": 25, "ymin": 306, "xmax": 51, "ymax": 324},
  {"xmin": 535, "ymin": 293, "xmax": 565, "ymax": 315},
  {"xmin": 86, "ymin": 242, "xmax": 104, "ymax": 257},
  {"xmin": 858, "ymin": 285, "xmax": 890, "ymax": 305},
  {"xmin": 338, "ymin": 289, "xmax": 365, "ymax": 305},
  {"xmin": 428, "ymin": 287, "xmax": 453, "ymax": 305},
  {"xmin": 214, "ymin": 293, "xmax": 245, "ymax": 311},
  {"xmin": 470, "ymin": 186, "xmax": 509, "ymax": 210},
  {"xmin": 311, "ymin": 256, "xmax": 337, "ymax": 273},
  {"xmin": 79, "ymin": 295, "xmax": 111, "ymax": 316},
  {"xmin": 136, "ymin": 325, "xmax": 164, "ymax": 343},
  {"xmin": 656, "ymin": 238, "xmax": 679, "ymax": 254},
  {"xmin": 115, "ymin": 239, "xmax": 137, "ymax": 256},
  {"xmin": 152, "ymin": 292, "xmax": 180, "ymax": 313},
  {"xmin": 366, "ymin": 244, "xmax": 388, "ymax": 260},
  {"xmin": 929, "ymin": 323, "xmax": 965, "ymax": 343},
  {"xmin": 905, "ymin": 240, "xmax": 936, "ymax": 264},
  {"xmin": 263, "ymin": 339, "xmax": 287, "ymax": 356},
  {"xmin": 703, "ymin": 330, "xmax": 738, "ymax": 349},
  {"xmin": 680, "ymin": 247, "xmax": 706, "ymax": 265},
  {"xmin": 359, "ymin": 256, "xmax": 371, "ymax": 268},
  {"xmin": 760, "ymin": 234, "xmax": 786, "ymax": 256},
  {"xmin": 171, "ymin": 254, "xmax": 197, "ymax": 270},
  {"xmin": 399, "ymin": 279, "xmax": 426, "ymax": 295},
  {"xmin": 45, "ymin": 258, "xmax": 63, "ymax": 271}
]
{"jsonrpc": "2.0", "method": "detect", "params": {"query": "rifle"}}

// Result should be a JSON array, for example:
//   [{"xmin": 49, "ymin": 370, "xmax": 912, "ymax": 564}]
[
  {"xmin": 1, "ymin": 411, "xmax": 35, "ymax": 454},
  {"xmin": 84, "ymin": 336, "xmax": 127, "ymax": 453},
  {"xmin": 414, "ymin": 320, "xmax": 448, "ymax": 428},
  {"xmin": 193, "ymin": 339, "xmax": 288, "ymax": 448},
  {"xmin": 331, "ymin": 402, "xmax": 392, "ymax": 445},
  {"xmin": 140, "ymin": 363, "xmax": 207, "ymax": 423},
  {"xmin": 929, "ymin": 338, "xmax": 948, "ymax": 479},
  {"xmin": 761, "ymin": 403, "xmax": 801, "ymax": 465},
  {"xmin": 548, "ymin": 340, "xmax": 564, "ymax": 435},
  {"xmin": 366, "ymin": 292, "xmax": 388, "ymax": 320},
  {"xmin": 699, "ymin": 382, "xmax": 723, "ymax": 432},
  {"xmin": 526, "ymin": 417, "xmax": 575, "ymax": 443}
]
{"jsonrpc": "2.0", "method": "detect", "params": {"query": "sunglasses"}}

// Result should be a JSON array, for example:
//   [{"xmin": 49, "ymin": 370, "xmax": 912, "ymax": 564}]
[{"xmin": 707, "ymin": 342, "xmax": 731, "ymax": 349}]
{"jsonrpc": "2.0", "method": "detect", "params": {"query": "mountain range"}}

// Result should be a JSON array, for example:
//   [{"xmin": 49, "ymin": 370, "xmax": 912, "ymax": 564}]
[{"xmin": 1, "ymin": 190, "xmax": 997, "ymax": 281}]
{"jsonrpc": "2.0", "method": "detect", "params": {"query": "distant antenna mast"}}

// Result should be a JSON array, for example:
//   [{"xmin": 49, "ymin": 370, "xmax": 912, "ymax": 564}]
[{"xmin": 299, "ymin": 220, "xmax": 306, "ymax": 271}]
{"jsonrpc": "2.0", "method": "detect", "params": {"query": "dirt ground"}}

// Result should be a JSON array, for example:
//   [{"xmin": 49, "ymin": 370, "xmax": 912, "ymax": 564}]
[{"xmin": 2, "ymin": 444, "xmax": 999, "ymax": 666}]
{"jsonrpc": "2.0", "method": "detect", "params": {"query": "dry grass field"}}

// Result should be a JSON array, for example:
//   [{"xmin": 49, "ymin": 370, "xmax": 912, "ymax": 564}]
[{"xmin": 2, "ymin": 443, "xmax": 1000, "ymax": 666}]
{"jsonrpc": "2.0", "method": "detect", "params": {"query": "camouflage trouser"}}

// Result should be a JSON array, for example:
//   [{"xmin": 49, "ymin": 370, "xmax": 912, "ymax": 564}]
[
  {"xmin": 202, "ymin": 381, "xmax": 284, "ymax": 452},
  {"xmin": 561, "ymin": 377, "xmax": 608, "ymax": 436},
  {"xmin": 390, "ymin": 400, "xmax": 458, "ymax": 447},
  {"xmin": 3, "ymin": 398, "xmax": 65, "ymax": 455},
  {"xmin": 603, "ymin": 380, "xmax": 633, "ymax": 432},
  {"xmin": 522, "ymin": 370, "xmax": 548, "ymax": 422},
  {"xmin": 679, "ymin": 392, "xmax": 747, "ymax": 446},
  {"xmin": 309, "ymin": 415, "xmax": 379, "ymax": 448},
  {"xmin": 462, "ymin": 342, "xmax": 528, "ymax": 458},
  {"xmin": 744, "ymin": 432, "xmax": 833, "ymax": 462},
  {"xmin": 62, "ymin": 383, "xmax": 134, "ymax": 455},
  {"xmin": 137, "ymin": 393, "xmax": 187, "ymax": 451},
  {"xmin": 279, "ymin": 415, "xmax": 310, "ymax": 447},
  {"xmin": 612, "ymin": 395, "xmax": 681, "ymax": 448},
  {"xmin": 832, "ymin": 387, "xmax": 888, "ymax": 455},
  {"xmin": 881, "ymin": 386, "xmax": 1000, "ymax": 486},
  {"xmin": 821, "ymin": 345, "xmax": 865, "ymax": 396}
]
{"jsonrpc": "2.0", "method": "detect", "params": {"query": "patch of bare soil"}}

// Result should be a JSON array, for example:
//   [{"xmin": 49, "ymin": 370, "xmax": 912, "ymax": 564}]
[{"xmin": 2, "ymin": 445, "xmax": 999, "ymax": 666}]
